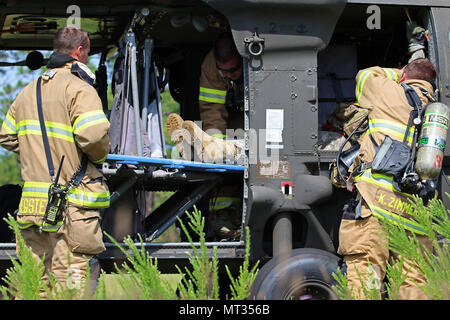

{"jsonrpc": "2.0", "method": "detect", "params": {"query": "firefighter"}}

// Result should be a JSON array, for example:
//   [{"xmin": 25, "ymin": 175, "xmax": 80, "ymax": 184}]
[
  {"xmin": 167, "ymin": 31, "xmax": 245, "ymax": 162},
  {"xmin": 338, "ymin": 58, "xmax": 437, "ymax": 299},
  {"xmin": 0, "ymin": 27, "xmax": 110, "ymax": 298},
  {"xmin": 166, "ymin": 32, "xmax": 245, "ymax": 240},
  {"xmin": 198, "ymin": 31, "xmax": 244, "ymax": 135}
]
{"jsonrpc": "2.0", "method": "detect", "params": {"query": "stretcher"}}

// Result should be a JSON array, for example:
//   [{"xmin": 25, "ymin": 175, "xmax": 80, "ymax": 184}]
[
  {"xmin": 105, "ymin": 154, "xmax": 245, "ymax": 173},
  {"xmin": 101, "ymin": 154, "xmax": 244, "ymax": 242}
]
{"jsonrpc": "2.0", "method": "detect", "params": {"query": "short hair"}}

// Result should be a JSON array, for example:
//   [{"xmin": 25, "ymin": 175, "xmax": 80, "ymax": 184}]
[
  {"xmin": 404, "ymin": 58, "xmax": 437, "ymax": 89},
  {"xmin": 213, "ymin": 32, "xmax": 240, "ymax": 64},
  {"xmin": 53, "ymin": 27, "xmax": 89, "ymax": 55}
]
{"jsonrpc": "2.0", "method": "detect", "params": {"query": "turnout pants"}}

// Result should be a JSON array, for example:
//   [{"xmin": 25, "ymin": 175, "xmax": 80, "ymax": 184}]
[
  {"xmin": 18, "ymin": 206, "xmax": 105, "ymax": 299},
  {"xmin": 338, "ymin": 200, "xmax": 432, "ymax": 300}
]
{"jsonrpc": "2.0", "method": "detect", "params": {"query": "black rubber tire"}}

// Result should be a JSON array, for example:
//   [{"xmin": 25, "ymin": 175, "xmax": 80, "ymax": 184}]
[{"xmin": 250, "ymin": 248, "xmax": 341, "ymax": 300}]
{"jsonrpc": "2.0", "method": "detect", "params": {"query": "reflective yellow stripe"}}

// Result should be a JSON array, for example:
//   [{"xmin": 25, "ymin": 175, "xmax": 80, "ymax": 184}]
[
  {"xmin": 2, "ymin": 113, "xmax": 17, "ymax": 134},
  {"xmin": 16, "ymin": 219, "xmax": 35, "ymax": 229},
  {"xmin": 356, "ymin": 70, "xmax": 376, "ymax": 102},
  {"xmin": 200, "ymin": 87, "xmax": 227, "ymax": 96},
  {"xmin": 212, "ymin": 133, "xmax": 226, "ymax": 139},
  {"xmin": 357, "ymin": 69, "xmax": 398, "ymax": 101},
  {"xmin": 199, "ymin": 96, "xmax": 226, "ymax": 103},
  {"xmin": 68, "ymin": 189, "xmax": 110, "ymax": 207},
  {"xmin": 73, "ymin": 110, "xmax": 109, "ymax": 135},
  {"xmin": 22, "ymin": 181, "xmax": 50, "ymax": 198},
  {"xmin": 40, "ymin": 221, "xmax": 63, "ymax": 232},
  {"xmin": 367, "ymin": 119, "xmax": 414, "ymax": 143},
  {"xmin": 199, "ymin": 86, "xmax": 226, "ymax": 104},
  {"xmin": 23, "ymin": 181, "xmax": 110, "ymax": 208},
  {"xmin": 2, "ymin": 121, "xmax": 16, "ymax": 135},
  {"xmin": 17, "ymin": 120, "xmax": 72, "ymax": 132},
  {"xmin": 354, "ymin": 169, "xmax": 425, "ymax": 235},
  {"xmin": 16, "ymin": 119, "xmax": 74, "ymax": 142},
  {"xmin": 210, "ymin": 197, "xmax": 240, "ymax": 211},
  {"xmin": 6, "ymin": 113, "xmax": 16, "ymax": 127},
  {"xmin": 355, "ymin": 169, "xmax": 412, "ymax": 197},
  {"xmin": 93, "ymin": 154, "xmax": 108, "ymax": 164},
  {"xmin": 382, "ymin": 68, "xmax": 398, "ymax": 82},
  {"xmin": 369, "ymin": 204, "xmax": 426, "ymax": 235},
  {"xmin": 16, "ymin": 218, "xmax": 63, "ymax": 232}
]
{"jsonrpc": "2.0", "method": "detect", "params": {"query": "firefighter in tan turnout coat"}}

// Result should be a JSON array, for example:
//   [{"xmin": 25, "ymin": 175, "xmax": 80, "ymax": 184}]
[
  {"xmin": 0, "ymin": 27, "xmax": 110, "ymax": 297},
  {"xmin": 198, "ymin": 33, "xmax": 244, "ymax": 135},
  {"xmin": 339, "ymin": 58, "xmax": 437, "ymax": 299},
  {"xmin": 167, "ymin": 32, "xmax": 244, "ymax": 239}
]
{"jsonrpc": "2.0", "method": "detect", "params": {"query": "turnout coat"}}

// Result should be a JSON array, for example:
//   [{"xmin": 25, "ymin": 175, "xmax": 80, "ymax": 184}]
[
  {"xmin": 349, "ymin": 66, "xmax": 434, "ymax": 235},
  {"xmin": 198, "ymin": 49, "xmax": 243, "ymax": 135},
  {"xmin": 0, "ymin": 61, "xmax": 110, "ymax": 231}
]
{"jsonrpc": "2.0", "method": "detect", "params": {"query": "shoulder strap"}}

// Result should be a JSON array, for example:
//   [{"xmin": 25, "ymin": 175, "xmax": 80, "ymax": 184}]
[
  {"xmin": 36, "ymin": 76, "xmax": 55, "ymax": 180},
  {"xmin": 67, "ymin": 154, "xmax": 88, "ymax": 189},
  {"xmin": 401, "ymin": 83, "xmax": 423, "ymax": 144},
  {"xmin": 36, "ymin": 76, "xmax": 88, "ymax": 187},
  {"xmin": 401, "ymin": 83, "xmax": 423, "ymax": 110}
]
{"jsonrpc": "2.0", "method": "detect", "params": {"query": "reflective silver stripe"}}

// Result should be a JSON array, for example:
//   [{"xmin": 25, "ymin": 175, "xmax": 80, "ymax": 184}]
[
  {"xmin": 16, "ymin": 219, "xmax": 63, "ymax": 232},
  {"xmin": 16, "ymin": 120, "xmax": 74, "ymax": 142},
  {"xmin": 23, "ymin": 181, "xmax": 110, "ymax": 208},
  {"xmin": 68, "ymin": 191, "xmax": 110, "ymax": 207},
  {"xmin": 199, "ymin": 87, "xmax": 227, "ymax": 104},
  {"xmin": 18, "ymin": 123, "xmax": 74, "ymax": 138},
  {"xmin": 2, "ymin": 113, "xmax": 17, "ymax": 134},
  {"xmin": 367, "ymin": 119, "xmax": 414, "ymax": 143},
  {"xmin": 369, "ymin": 204, "xmax": 426, "ymax": 235},
  {"xmin": 73, "ymin": 111, "xmax": 108, "ymax": 134}
]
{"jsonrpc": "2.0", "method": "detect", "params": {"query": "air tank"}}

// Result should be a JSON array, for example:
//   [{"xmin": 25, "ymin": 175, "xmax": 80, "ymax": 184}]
[{"xmin": 415, "ymin": 102, "xmax": 450, "ymax": 180}]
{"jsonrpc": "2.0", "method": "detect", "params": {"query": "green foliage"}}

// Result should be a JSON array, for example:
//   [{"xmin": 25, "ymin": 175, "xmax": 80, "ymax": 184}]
[
  {"xmin": 332, "ymin": 267, "xmax": 353, "ymax": 300},
  {"xmin": 0, "ymin": 50, "xmax": 43, "ymax": 186},
  {"xmin": 0, "ymin": 215, "xmax": 93, "ymax": 300},
  {"xmin": 160, "ymin": 90, "xmax": 180, "ymax": 145},
  {"xmin": 151, "ymin": 91, "xmax": 181, "ymax": 240},
  {"xmin": 385, "ymin": 196, "xmax": 450, "ymax": 300},
  {"xmin": 0, "ymin": 152, "xmax": 22, "ymax": 186},
  {"xmin": 226, "ymin": 226, "xmax": 259, "ymax": 300},
  {"xmin": 92, "ymin": 271, "xmax": 108, "ymax": 300},
  {"xmin": 104, "ymin": 232, "xmax": 178, "ymax": 300},
  {"xmin": 332, "ymin": 195, "xmax": 450, "ymax": 300},
  {"xmin": 1, "ymin": 215, "xmax": 45, "ymax": 300},
  {"xmin": 160, "ymin": 90, "xmax": 180, "ymax": 160},
  {"xmin": 176, "ymin": 206, "xmax": 220, "ymax": 300},
  {"xmin": 1, "ymin": 206, "xmax": 259, "ymax": 300},
  {"xmin": 175, "ymin": 206, "xmax": 259, "ymax": 300},
  {"xmin": 384, "ymin": 257, "xmax": 408, "ymax": 300},
  {"xmin": 43, "ymin": 254, "xmax": 93, "ymax": 300}
]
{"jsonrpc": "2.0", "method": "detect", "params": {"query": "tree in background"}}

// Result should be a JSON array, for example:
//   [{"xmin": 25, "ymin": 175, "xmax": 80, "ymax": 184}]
[
  {"xmin": 0, "ymin": 50, "xmax": 41, "ymax": 186},
  {"xmin": 0, "ymin": 50, "xmax": 113, "ymax": 186},
  {"xmin": 0, "ymin": 50, "xmax": 182, "ymax": 241},
  {"xmin": 332, "ymin": 196, "xmax": 450, "ymax": 300}
]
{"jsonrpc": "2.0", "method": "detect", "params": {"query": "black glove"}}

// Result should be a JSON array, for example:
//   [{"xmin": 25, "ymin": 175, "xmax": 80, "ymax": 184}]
[
  {"xmin": 419, "ymin": 179, "xmax": 437, "ymax": 203},
  {"xmin": 406, "ymin": 21, "xmax": 427, "ymax": 62}
]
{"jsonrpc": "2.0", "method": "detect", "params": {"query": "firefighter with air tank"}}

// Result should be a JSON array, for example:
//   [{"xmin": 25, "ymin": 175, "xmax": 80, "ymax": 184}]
[{"xmin": 337, "ymin": 21, "xmax": 449, "ymax": 299}]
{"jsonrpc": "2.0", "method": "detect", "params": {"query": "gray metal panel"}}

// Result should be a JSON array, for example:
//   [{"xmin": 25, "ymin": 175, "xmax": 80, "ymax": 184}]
[
  {"xmin": 347, "ymin": 0, "xmax": 450, "ymax": 7},
  {"xmin": 204, "ymin": 0, "xmax": 346, "ymax": 61},
  {"xmin": 249, "ymin": 66, "xmax": 319, "ymax": 153},
  {"xmin": 0, "ymin": 242, "xmax": 246, "ymax": 261},
  {"xmin": 430, "ymin": 8, "xmax": 450, "ymax": 156},
  {"xmin": 209, "ymin": 0, "xmax": 346, "ymax": 258}
]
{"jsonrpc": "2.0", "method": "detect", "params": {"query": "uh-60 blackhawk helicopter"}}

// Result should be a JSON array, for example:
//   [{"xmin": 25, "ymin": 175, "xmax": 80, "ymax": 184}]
[{"xmin": 0, "ymin": 0, "xmax": 449, "ymax": 300}]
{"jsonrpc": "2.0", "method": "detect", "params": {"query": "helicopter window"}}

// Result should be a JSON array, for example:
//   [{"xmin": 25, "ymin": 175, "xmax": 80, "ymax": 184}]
[{"xmin": 317, "ymin": 4, "xmax": 432, "ymax": 151}]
